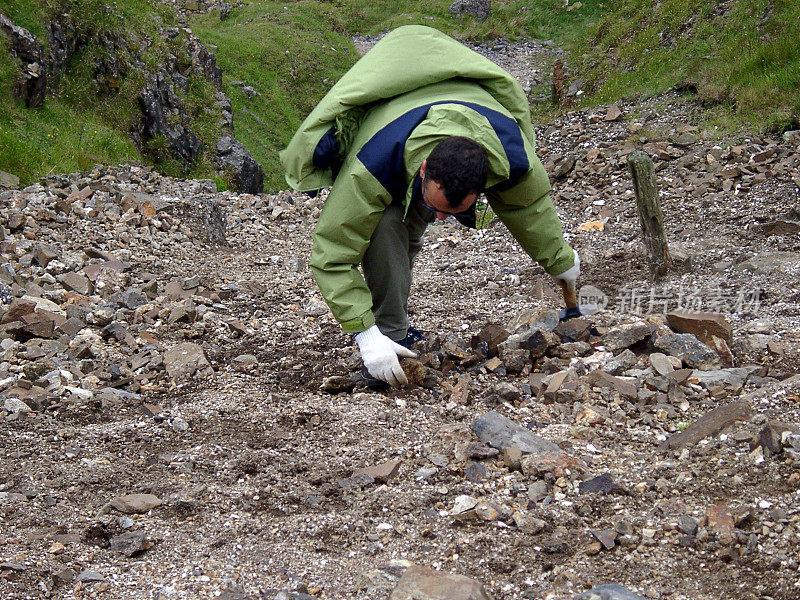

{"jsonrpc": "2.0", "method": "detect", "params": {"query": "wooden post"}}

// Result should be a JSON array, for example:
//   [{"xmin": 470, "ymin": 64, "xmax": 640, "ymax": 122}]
[{"xmin": 627, "ymin": 151, "xmax": 671, "ymax": 278}]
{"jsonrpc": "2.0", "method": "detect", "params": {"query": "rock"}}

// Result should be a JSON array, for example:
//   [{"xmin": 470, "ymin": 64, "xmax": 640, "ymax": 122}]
[
  {"xmin": 706, "ymin": 503, "xmax": 734, "ymax": 545},
  {"xmin": 449, "ymin": 373, "xmax": 473, "ymax": 404},
  {"xmin": 601, "ymin": 349, "xmax": 638, "ymax": 375},
  {"xmin": 470, "ymin": 323, "xmax": 509, "ymax": 357},
  {"xmin": 352, "ymin": 459, "xmax": 401, "ymax": 484},
  {"xmin": 592, "ymin": 529, "xmax": 617, "ymax": 550},
  {"xmin": 651, "ymin": 332, "xmax": 721, "ymax": 370},
  {"xmin": 689, "ymin": 367, "xmax": 760, "ymax": 395},
  {"xmin": 756, "ymin": 219, "xmax": 800, "ymax": 236},
  {"xmin": 471, "ymin": 411, "xmax": 561, "ymax": 455},
  {"xmin": 518, "ymin": 328, "xmax": 558, "ymax": 357},
  {"xmin": 758, "ymin": 421, "xmax": 800, "ymax": 457},
  {"xmin": 738, "ymin": 251, "xmax": 800, "ymax": 275},
  {"xmin": 553, "ymin": 318, "xmax": 591, "ymax": 343},
  {"xmin": 575, "ymin": 404, "xmax": 608, "ymax": 426},
  {"xmin": 579, "ymin": 472, "xmax": 627, "ymax": 495},
  {"xmin": 138, "ymin": 69, "xmax": 205, "ymax": 169},
  {"xmin": 165, "ymin": 196, "xmax": 228, "ymax": 245},
  {"xmin": 465, "ymin": 442, "xmax": 500, "ymax": 459},
  {"xmin": 572, "ymin": 583, "xmax": 647, "ymax": 600},
  {"xmin": 666, "ymin": 310, "xmax": 733, "ymax": 345},
  {"xmin": 58, "ymin": 272, "xmax": 93, "ymax": 295},
  {"xmin": 75, "ymin": 569, "xmax": 106, "ymax": 583},
  {"xmin": 402, "ymin": 359, "xmax": 430, "ymax": 387},
  {"xmin": 677, "ymin": 515, "xmax": 699, "ymax": 536},
  {"xmin": 448, "ymin": 0, "xmax": 491, "ymax": 21},
  {"xmin": 232, "ymin": 354, "xmax": 258, "ymax": 373},
  {"xmin": 503, "ymin": 445, "xmax": 523, "ymax": 470},
  {"xmin": 506, "ymin": 307, "xmax": 559, "ymax": 335},
  {"xmin": 500, "ymin": 348, "xmax": 528, "ymax": 373},
  {"xmin": 4, "ymin": 397, "xmax": 32, "ymax": 413},
  {"xmin": 164, "ymin": 342, "xmax": 212, "ymax": 380},
  {"xmin": 215, "ymin": 135, "xmax": 264, "ymax": 194},
  {"xmin": 649, "ymin": 352, "xmax": 674, "ymax": 375},
  {"xmin": 0, "ymin": 170, "xmax": 20, "ymax": 188},
  {"xmin": 602, "ymin": 322, "xmax": 655, "ymax": 353},
  {"xmin": 321, "ymin": 375, "xmax": 356, "ymax": 394},
  {"xmin": 389, "ymin": 564, "xmax": 492, "ymax": 600},
  {"xmin": 659, "ymin": 400, "xmax": 751, "ymax": 452},
  {"xmin": 527, "ymin": 480, "xmax": 548, "ymax": 502},
  {"xmin": 520, "ymin": 451, "xmax": 587, "ymax": 479},
  {"xmin": 110, "ymin": 493, "xmax": 162, "ymax": 514},
  {"xmin": 586, "ymin": 369, "xmax": 638, "ymax": 399},
  {"xmin": 109, "ymin": 530, "xmax": 151, "ymax": 557},
  {"xmin": 605, "ymin": 104, "xmax": 623, "ymax": 121}
]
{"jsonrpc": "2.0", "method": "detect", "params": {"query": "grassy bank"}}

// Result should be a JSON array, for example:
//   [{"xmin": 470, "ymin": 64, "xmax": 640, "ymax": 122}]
[
  {"xmin": 0, "ymin": 0, "xmax": 225, "ymax": 186},
  {"xmin": 576, "ymin": 0, "xmax": 800, "ymax": 132},
  {"xmin": 3, "ymin": 0, "xmax": 797, "ymax": 188}
]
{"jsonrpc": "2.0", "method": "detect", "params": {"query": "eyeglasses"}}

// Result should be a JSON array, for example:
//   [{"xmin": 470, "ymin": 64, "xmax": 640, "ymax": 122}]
[
  {"xmin": 418, "ymin": 199, "xmax": 476, "ymax": 219},
  {"xmin": 419, "ymin": 175, "xmax": 477, "ymax": 218}
]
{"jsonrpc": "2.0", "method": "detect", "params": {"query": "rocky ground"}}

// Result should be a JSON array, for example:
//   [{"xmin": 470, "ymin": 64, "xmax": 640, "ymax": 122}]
[{"xmin": 1, "ymin": 37, "xmax": 800, "ymax": 600}]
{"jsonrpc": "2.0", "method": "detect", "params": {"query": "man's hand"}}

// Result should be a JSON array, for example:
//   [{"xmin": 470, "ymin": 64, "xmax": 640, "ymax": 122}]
[
  {"xmin": 355, "ymin": 325, "xmax": 417, "ymax": 387},
  {"xmin": 553, "ymin": 249, "xmax": 580, "ymax": 285},
  {"xmin": 554, "ymin": 250, "xmax": 580, "ymax": 319}
]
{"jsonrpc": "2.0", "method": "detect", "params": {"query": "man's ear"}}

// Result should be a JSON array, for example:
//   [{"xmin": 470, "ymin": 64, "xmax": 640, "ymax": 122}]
[{"xmin": 419, "ymin": 159, "xmax": 427, "ymax": 179}]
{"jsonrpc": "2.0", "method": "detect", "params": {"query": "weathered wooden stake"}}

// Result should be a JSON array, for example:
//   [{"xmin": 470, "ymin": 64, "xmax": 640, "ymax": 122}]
[{"xmin": 627, "ymin": 150, "xmax": 671, "ymax": 278}]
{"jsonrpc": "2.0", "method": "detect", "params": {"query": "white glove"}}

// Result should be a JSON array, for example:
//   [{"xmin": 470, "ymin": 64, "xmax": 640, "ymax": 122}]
[
  {"xmin": 553, "ymin": 249, "xmax": 580, "ymax": 283},
  {"xmin": 355, "ymin": 325, "xmax": 417, "ymax": 387}
]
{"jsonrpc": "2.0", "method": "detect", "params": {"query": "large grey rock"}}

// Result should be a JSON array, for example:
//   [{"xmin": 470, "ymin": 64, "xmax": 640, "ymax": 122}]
[
  {"xmin": 390, "ymin": 564, "xmax": 492, "ymax": 600},
  {"xmin": 164, "ymin": 342, "xmax": 212, "ymax": 380},
  {"xmin": 109, "ymin": 531, "xmax": 149, "ymax": 557},
  {"xmin": 0, "ymin": 14, "xmax": 46, "ymax": 107},
  {"xmin": 472, "ymin": 411, "xmax": 561, "ymax": 454},
  {"xmin": 652, "ymin": 332, "xmax": 721, "ymax": 370},
  {"xmin": 659, "ymin": 400, "xmax": 751, "ymax": 452},
  {"xmin": 138, "ymin": 70, "xmax": 203, "ymax": 169},
  {"xmin": 602, "ymin": 322, "xmax": 656, "ymax": 353},
  {"xmin": 691, "ymin": 367, "xmax": 760, "ymax": 394},
  {"xmin": 572, "ymin": 583, "xmax": 647, "ymax": 600},
  {"xmin": 163, "ymin": 196, "xmax": 227, "ymax": 245},
  {"xmin": 738, "ymin": 251, "xmax": 800, "ymax": 275},
  {"xmin": 449, "ymin": 0, "xmax": 491, "ymax": 20},
  {"xmin": 215, "ymin": 135, "xmax": 264, "ymax": 194}
]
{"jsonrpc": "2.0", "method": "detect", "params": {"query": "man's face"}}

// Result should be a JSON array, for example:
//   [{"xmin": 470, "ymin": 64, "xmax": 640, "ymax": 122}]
[{"xmin": 419, "ymin": 160, "xmax": 478, "ymax": 221}]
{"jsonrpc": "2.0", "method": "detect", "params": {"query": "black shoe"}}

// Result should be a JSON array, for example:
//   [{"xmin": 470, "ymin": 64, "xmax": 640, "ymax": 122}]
[
  {"xmin": 397, "ymin": 325, "xmax": 427, "ymax": 348},
  {"xmin": 360, "ymin": 365, "xmax": 390, "ymax": 389}
]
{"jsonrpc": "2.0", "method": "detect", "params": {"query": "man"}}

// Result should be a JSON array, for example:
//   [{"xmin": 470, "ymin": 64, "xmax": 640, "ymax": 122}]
[{"xmin": 280, "ymin": 26, "xmax": 580, "ymax": 387}]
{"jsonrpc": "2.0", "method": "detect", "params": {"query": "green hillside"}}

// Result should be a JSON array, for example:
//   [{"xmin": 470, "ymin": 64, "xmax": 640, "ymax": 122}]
[
  {"xmin": 1, "ymin": 0, "xmax": 797, "ymax": 189},
  {"xmin": 577, "ymin": 0, "xmax": 800, "ymax": 131}
]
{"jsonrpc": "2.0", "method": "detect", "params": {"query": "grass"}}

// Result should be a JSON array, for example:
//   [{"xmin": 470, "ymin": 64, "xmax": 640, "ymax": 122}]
[
  {"xmin": 576, "ymin": 0, "xmax": 800, "ymax": 133},
  {"xmin": 189, "ymin": 0, "xmax": 610, "ymax": 190},
  {"xmin": 2, "ymin": 0, "xmax": 798, "ymax": 187},
  {"xmin": 0, "ymin": 0, "xmax": 225, "ymax": 185}
]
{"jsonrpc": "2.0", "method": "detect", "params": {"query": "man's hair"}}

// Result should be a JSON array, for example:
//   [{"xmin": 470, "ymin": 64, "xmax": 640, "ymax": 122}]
[{"xmin": 425, "ymin": 137, "xmax": 488, "ymax": 207}]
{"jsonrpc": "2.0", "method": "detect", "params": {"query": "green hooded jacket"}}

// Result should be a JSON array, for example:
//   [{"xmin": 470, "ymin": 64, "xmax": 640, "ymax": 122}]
[{"xmin": 280, "ymin": 25, "xmax": 575, "ymax": 333}]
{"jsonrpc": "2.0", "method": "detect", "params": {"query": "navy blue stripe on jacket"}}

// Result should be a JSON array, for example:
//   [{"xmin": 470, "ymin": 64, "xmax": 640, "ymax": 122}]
[{"xmin": 356, "ymin": 101, "xmax": 529, "ymax": 200}]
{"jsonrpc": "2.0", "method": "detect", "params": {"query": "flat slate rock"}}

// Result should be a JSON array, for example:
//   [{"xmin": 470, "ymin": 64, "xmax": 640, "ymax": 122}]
[
  {"xmin": 390, "ymin": 564, "xmax": 492, "ymax": 600},
  {"xmin": 572, "ymin": 583, "xmax": 647, "ymax": 600},
  {"xmin": 110, "ymin": 493, "xmax": 162, "ymax": 514},
  {"xmin": 658, "ymin": 400, "xmax": 751, "ymax": 452},
  {"xmin": 472, "ymin": 411, "xmax": 561, "ymax": 455}
]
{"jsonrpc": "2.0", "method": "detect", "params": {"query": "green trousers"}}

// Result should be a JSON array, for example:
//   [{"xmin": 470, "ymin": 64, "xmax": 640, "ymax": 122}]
[{"xmin": 361, "ymin": 202, "xmax": 434, "ymax": 341}]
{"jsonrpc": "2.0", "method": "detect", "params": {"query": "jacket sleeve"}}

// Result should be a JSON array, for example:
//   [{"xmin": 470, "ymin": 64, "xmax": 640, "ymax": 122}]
[
  {"xmin": 310, "ymin": 159, "xmax": 392, "ymax": 332},
  {"xmin": 487, "ymin": 160, "xmax": 576, "ymax": 276}
]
